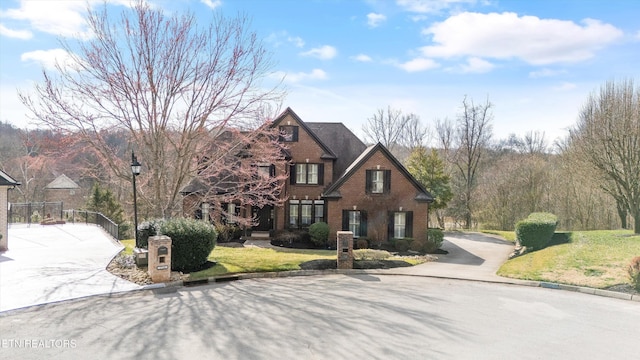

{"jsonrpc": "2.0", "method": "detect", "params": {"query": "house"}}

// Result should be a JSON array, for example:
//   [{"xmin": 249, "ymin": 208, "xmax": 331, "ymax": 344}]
[
  {"xmin": 182, "ymin": 107, "xmax": 433, "ymax": 245},
  {"xmin": 44, "ymin": 174, "xmax": 84, "ymax": 210},
  {"xmin": 0, "ymin": 170, "xmax": 20, "ymax": 251}
]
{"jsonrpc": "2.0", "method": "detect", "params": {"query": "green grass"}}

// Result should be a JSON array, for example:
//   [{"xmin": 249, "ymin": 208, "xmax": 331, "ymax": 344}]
[
  {"xmin": 497, "ymin": 230, "xmax": 640, "ymax": 288},
  {"xmin": 189, "ymin": 246, "xmax": 336, "ymax": 280},
  {"xmin": 480, "ymin": 230, "xmax": 516, "ymax": 243},
  {"xmin": 120, "ymin": 239, "xmax": 135, "ymax": 255}
]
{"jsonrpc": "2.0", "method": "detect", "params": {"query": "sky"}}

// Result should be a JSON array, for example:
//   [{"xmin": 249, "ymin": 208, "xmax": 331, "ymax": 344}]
[{"xmin": 1, "ymin": 0, "xmax": 639, "ymax": 145}]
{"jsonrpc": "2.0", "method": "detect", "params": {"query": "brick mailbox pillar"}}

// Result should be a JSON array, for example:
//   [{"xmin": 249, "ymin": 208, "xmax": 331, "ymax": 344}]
[
  {"xmin": 336, "ymin": 231, "xmax": 354, "ymax": 270},
  {"xmin": 148, "ymin": 235, "xmax": 172, "ymax": 283}
]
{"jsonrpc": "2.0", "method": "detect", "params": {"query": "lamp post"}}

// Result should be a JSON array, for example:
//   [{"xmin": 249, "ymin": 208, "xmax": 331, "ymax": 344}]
[{"xmin": 131, "ymin": 151, "xmax": 142, "ymax": 248}]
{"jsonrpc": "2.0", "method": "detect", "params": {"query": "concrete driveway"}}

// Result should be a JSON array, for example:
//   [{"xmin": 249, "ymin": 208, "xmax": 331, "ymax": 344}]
[
  {"xmin": 386, "ymin": 232, "xmax": 526, "ymax": 283},
  {"xmin": 0, "ymin": 224, "xmax": 141, "ymax": 312}
]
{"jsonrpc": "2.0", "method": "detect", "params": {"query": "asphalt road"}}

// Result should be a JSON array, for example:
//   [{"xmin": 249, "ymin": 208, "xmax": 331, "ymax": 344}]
[{"xmin": 1, "ymin": 275, "xmax": 638, "ymax": 360}]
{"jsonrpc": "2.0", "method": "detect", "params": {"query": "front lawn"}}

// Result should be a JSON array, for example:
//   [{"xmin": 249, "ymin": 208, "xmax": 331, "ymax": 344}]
[
  {"xmin": 189, "ymin": 246, "xmax": 336, "ymax": 280},
  {"xmin": 497, "ymin": 230, "xmax": 640, "ymax": 288}
]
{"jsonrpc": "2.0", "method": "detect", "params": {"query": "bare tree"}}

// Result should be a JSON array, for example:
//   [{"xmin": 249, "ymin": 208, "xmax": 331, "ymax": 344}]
[
  {"xmin": 437, "ymin": 96, "xmax": 493, "ymax": 228},
  {"xmin": 20, "ymin": 1, "xmax": 284, "ymax": 218},
  {"xmin": 569, "ymin": 79, "xmax": 640, "ymax": 233},
  {"xmin": 362, "ymin": 106, "xmax": 427, "ymax": 155}
]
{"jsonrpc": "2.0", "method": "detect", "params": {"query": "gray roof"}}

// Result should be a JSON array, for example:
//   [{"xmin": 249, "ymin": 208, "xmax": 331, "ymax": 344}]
[
  {"xmin": 45, "ymin": 174, "xmax": 80, "ymax": 189},
  {"xmin": 0, "ymin": 170, "xmax": 20, "ymax": 187},
  {"xmin": 306, "ymin": 122, "xmax": 367, "ymax": 181}
]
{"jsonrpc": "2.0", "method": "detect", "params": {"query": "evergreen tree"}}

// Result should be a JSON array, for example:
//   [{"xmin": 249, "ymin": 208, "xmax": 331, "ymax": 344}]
[{"xmin": 86, "ymin": 183, "xmax": 130, "ymax": 239}]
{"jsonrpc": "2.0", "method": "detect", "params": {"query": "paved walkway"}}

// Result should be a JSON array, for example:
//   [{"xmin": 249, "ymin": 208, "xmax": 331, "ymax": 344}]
[{"xmin": 0, "ymin": 224, "xmax": 141, "ymax": 312}]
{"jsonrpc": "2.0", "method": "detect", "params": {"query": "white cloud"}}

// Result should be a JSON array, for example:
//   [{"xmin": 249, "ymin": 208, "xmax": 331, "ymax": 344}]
[
  {"xmin": 21, "ymin": 48, "xmax": 76, "ymax": 71},
  {"xmin": 351, "ymin": 54, "xmax": 373, "ymax": 62},
  {"xmin": 635, "ymin": 30, "xmax": 640, "ymax": 40},
  {"xmin": 266, "ymin": 31, "xmax": 305, "ymax": 48},
  {"xmin": 420, "ymin": 12, "xmax": 623, "ymax": 65},
  {"xmin": 396, "ymin": 0, "xmax": 477, "ymax": 14},
  {"xmin": 0, "ymin": 23, "xmax": 32, "ymax": 39},
  {"xmin": 367, "ymin": 13, "xmax": 386, "ymax": 28},
  {"xmin": 529, "ymin": 68, "xmax": 566, "ymax": 78},
  {"xmin": 553, "ymin": 82, "xmax": 577, "ymax": 91},
  {"xmin": 459, "ymin": 57, "xmax": 494, "ymax": 73},
  {"xmin": 300, "ymin": 45, "xmax": 338, "ymax": 60},
  {"xmin": 273, "ymin": 69, "xmax": 328, "ymax": 83},
  {"xmin": 201, "ymin": 0, "xmax": 222, "ymax": 10},
  {"xmin": 0, "ymin": 0, "xmax": 93, "ymax": 39},
  {"xmin": 395, "ymin": 57, "xmax": 440, "ymax": 72}
]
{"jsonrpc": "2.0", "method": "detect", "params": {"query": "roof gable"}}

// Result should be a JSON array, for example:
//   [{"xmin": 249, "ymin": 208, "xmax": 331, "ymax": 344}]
[
  {"xmin": 45, "ymin": 174, "xmax": 80, "ymax": 189},
  {"xmin": 323, "ymin": 143, "xmax": 434, "ymax": 202},
  {"xmin": 271, "ymin": 107, "xmax": 336, "ymax": 159},
  {"xmin": 0, "ymin": 170, "xmax": 20, "ymax": 187}
]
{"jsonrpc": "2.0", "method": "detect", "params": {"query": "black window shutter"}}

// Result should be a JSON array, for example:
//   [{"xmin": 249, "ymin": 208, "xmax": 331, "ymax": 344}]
[
  {"xmin": 406, "ymin": 211, "xmax": 413, "ymax": 238},
  {"xmin": 292, "ymin": 126, "xmax": 299, "ymax": 142},
  {"xmin": 384, "ymin": 170, "xmax": 391, "ymax": 193},
  {"xmin": 388, "ymin": 211, "xmax": 394, "ymax": 240},
  {"xmin": 318, "ymin": 164, "xmax": 324, "ymax": 185},
  {"xmin": 290, "ymin": 164, "xmax": 296, "ymax": 184},
  {"xmin": 270, "ymin": 164, "xmax": 276, "ymax": 177},
  {"xmin": 360, "ymin": 211, "xmax": 367, "ymax": 237},
  {"xmin": 342, "ymin": 210, "xmax": 349, "ymax": 230},
  {"xmin": 365, "ymin": 170, "xmax": 372, "ymax": 194}
]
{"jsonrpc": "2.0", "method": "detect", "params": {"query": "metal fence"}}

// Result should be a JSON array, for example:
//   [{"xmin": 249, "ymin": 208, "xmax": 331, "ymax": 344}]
[
  {"xmin": 8, "ymin": 202, "xmax": 119, "ymax": 240},
  {"xmin": 8, "ymin": 202, "xmax": 64, "ymax": 224}
]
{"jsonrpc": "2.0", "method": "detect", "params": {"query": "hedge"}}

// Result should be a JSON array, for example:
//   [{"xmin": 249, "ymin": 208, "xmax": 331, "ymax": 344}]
[
  {"xmin": 515, "ymin": 212, "xmax": 558, "ymax": 250},
  {"xmin": 138, "ymin": 218, "xmax": 217, "ymax": 272}
]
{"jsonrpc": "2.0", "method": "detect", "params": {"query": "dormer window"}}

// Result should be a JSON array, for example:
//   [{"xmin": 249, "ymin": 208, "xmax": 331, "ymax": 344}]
[{"xmin": 279, "ymin": 125, "xmax": 299, "ymax": 142}]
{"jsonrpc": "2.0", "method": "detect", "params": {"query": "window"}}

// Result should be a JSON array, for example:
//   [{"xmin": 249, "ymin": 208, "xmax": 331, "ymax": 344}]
[
  {"xmin": 349, "ymin": 211, "xmax": 360, "ymax": 237},
  {"xmin": 342, "ymin": 210, "xmax": 367, "ymax": 237},
  {"xmin": 289, "ymin": 200, "xmax": 325, "ymax": 228},
  {"xmin": 291, "ymin": 163, "xmax": 323, "ymax": 185},
  {"xmin": 301, "ymin": 200, "xmax": 313, "ymax": 226},
  {"xmin": 388, "ymin": 211, "xmax": 413, "ymax": 239},
  {"xmin": 314, "ymin": 201, "xmax": 324, "ymax": 224},
  {"xmin": 257, "ymin": 164, "xmax": 274, "ymax": 178},
  {"xmin": 394, "ymin": 212, "xmax": 406, "ymax": 238},
  {"xmin": 279, "ymin": 125, "xmax": 299, "ymax": 142},
  {"xmin": 366, "ymin": 169, "xmax": 391, "ymax": 194},
  {"xmin": 223, "ymin": 203, "xmax": 240, "ymax": 224},
  {"xmin": 289, "ymin": 200, "xmax": 299, "ymax": 227}
]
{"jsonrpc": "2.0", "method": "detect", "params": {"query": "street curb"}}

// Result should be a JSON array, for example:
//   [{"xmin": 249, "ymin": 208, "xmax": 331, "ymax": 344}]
[{"xmin": 138, "ymin": 268, "xmax": 639, "ymax": 302}]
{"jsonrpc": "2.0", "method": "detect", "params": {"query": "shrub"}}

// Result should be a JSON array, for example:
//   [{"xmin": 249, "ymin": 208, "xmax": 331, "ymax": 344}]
[
  {"xmin": 159, "ymin": 218, "xmax": 217, "ymax": 272},
  {"xmin": 309, "ymin": 222, "xmax": 329, "ymax": 248},
  {"xmin": 137, "ymin": 219, "xmax": 165, "ymax": 248},
  {"xmin": 409, "ymin": 239, "xmax": 426, "ymax": 252},
  {"xmin": 354, "ymin": 249, "xmax": 392, "ymax": 261},
  {"xmin": 425, "ymin": 228, "xmax": 444, "ymax": 253},
  {"xmin": 270, "ymin": 229, "xmax": 311, "ymax": 248},
  {"xmin": 515, "ymin": 212, "xmax": 558, "ymax": 250},
  {"xmin": 629, "ymin": 256, "xmax": 640, "ymax": 292},
  {"xmin": 356, "ymin": 238, "xmax": 369, "ymax": 249},
  {"xmin": 395, "ymin": 239, "xmax": 410, "ymax": 252},
  {"xmin": 215, "ymin": 223, "xmax": 243, "ymax": 243}
]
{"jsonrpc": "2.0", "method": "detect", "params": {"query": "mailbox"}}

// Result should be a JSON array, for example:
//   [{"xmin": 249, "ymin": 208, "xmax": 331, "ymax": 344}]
[{"xmin": 148, "ymin": 236, "xmax": 172, "ymax": 283}]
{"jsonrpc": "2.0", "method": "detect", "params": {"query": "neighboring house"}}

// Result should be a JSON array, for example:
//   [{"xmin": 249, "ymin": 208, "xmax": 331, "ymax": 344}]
[
  {"xmin": 1, "ymin": 170, "xmax": 20, "ymax": 251},
  {"xmin": 182, "ymin": 107, "xmax": 434, "ymax": 244},
  {"xmin": 44, "ymin": 174, "xmax": 84, "ymax": 210}
]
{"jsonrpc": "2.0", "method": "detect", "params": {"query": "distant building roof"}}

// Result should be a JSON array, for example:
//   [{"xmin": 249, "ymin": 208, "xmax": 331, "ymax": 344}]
[
  {"xmin": 0, "ymin": 170, "xmax": 20, "ymax": 187},
  {"xmin": 45, "ymin": 174, "xmax": 80, "ymax": 189}
]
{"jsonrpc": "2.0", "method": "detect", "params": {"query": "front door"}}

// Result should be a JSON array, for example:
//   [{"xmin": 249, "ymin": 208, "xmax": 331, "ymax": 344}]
[{"xmin": 252, "ymin": 205, "xmax": 273, "ymax": 231}]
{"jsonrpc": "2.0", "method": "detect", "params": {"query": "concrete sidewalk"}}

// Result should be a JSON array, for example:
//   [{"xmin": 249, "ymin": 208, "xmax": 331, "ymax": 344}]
[{"xmin": 0, "ymin": 224, "xmax": 141, "ymax": 312}]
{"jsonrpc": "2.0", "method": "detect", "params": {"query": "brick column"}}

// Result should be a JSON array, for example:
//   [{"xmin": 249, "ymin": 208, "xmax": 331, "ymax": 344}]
[
  {"xmin": 336, "ymin": 231, "xmax": 353, "ymax": 269},
  {"xmin": 148, "ymin": 235, "xmax": 172, "ymax": 282}
]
